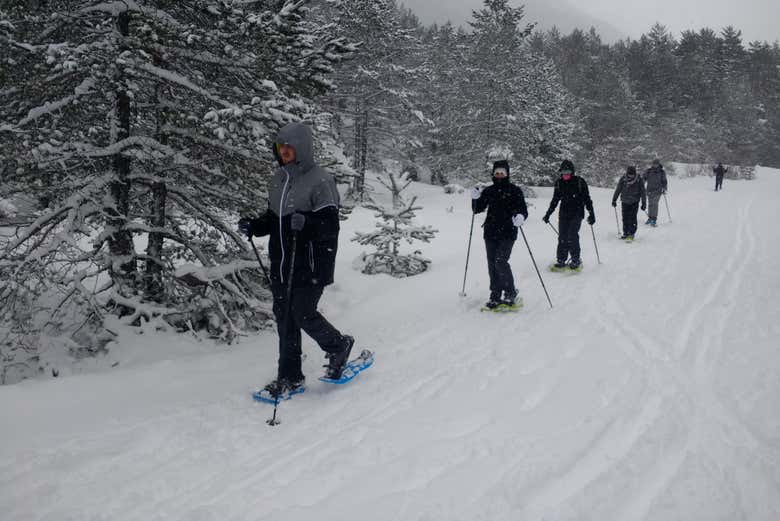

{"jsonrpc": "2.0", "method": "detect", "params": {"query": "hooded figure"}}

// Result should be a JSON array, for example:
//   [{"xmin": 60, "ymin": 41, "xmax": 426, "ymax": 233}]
[
  {"xmin": 543, "ymin": 160, "xmax": 595, "ymax": 270},
  {"xmin": 471, "ymin": 160, "xmax": 528, "ymax": 308},
  {"xmin": 642, "ymin": 159, "xmax": 667, "ymax": 226},
  {"xmin": 238, "ymin": 122, "xmax": 354, "ymax": 396},
  {"xmin": 713, "ymin": 162, "xmax": 727, "ymax": 191},
  {"xmin": 612, "ymin": 166, "xmax": 647, "ymax": 240}
]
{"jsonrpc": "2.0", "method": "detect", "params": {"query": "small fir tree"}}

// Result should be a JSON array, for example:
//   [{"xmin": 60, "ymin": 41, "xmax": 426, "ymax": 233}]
[{"xmin": 352, "ymin": 197, "xmax": 437, "ymax": 277}]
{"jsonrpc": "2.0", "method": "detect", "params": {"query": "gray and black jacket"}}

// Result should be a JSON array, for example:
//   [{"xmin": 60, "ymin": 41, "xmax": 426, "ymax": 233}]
[
  {"xmin": 643, "ymin": 165, "xmax": 667, "ymax": 194},
  {"xmin": 247, "ymin": 122, "xmax": 340, "ymax": 288},
  {"xmin": 612, "ymin": 172, "xmax": 647, "ymax": 207}
]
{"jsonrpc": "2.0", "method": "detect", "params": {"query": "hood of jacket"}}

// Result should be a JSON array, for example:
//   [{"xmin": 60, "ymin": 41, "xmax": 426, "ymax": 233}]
[{"xmin": 276, "ymin": 122, "xmax": 316, "ymax": 175}]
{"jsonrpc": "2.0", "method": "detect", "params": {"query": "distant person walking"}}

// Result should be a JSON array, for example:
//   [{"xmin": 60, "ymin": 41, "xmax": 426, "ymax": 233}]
[
  {"xmin": 542, "ymin": 160, "xmax": 595, "ymax": 270},
  {"xmin": 471, "ymin": 160, "xmax": 528, "ymax": 309},
  {"xmin": 612, "ymin": 166, "xmax": 646, "ymax": 242},
  {"xmin": 714, "ymin": 162, "xmax": 727, "ymax": 191},
  {"xmin": 642, "ymin": 159, "xmax": 667, "ymax": 227}
]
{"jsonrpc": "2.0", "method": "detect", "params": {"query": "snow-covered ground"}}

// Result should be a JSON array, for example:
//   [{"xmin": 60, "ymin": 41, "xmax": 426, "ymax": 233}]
[{"xmin": 2, "ymin": 169, "xmax": 779, "ymax": 521}]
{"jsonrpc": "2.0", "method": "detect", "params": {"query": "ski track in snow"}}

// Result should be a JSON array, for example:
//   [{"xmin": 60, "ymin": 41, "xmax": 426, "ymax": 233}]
[{"xmin": 2, "ymin": 172, "xmax": 780, "ymax": 521}]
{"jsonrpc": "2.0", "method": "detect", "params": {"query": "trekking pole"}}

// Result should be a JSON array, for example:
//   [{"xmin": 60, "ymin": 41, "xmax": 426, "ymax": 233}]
[
  {"xmin": 459, "ymin": 213, "xmax": 476, "ymax": 297},
  {"xmin": 663, "ymin": 193, "xmax": 672, "ymax": 223},
  {"xmin": 547, "ymin": 222, "xmax": 559, "ymax": 236},
  {"xmin": 518, "ymin": 226, "xmax": 553, "ymax": 309},
  {"xmin": 267, "ymin": 230, "xmax": 298, "ymax": 427},
  {"xmin": 614, "ymin": 206, "xmax": 621, "ymax": 236},
  {"xmin": 590, "ymin": 225, "xmax": 602, "ymax": 264},
  {"xmin": 248, "ymin": 237, "xmax": 271, "ymax": 284}
]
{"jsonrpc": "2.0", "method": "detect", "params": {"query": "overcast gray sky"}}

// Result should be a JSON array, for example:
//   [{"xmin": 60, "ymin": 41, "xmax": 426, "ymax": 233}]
[{"xmin": 401, "ymin": 0, "xmax": 780, "ymax": 44}]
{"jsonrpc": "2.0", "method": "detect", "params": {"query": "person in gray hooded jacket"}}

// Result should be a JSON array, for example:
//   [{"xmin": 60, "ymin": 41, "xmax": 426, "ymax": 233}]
[
  {"xmin": 612, "ymin": 166, "xmax": 646, "ymax": 241},
  {"xmin": 239, "ymin": 122, "xmax": 354, "ymax": 396}
]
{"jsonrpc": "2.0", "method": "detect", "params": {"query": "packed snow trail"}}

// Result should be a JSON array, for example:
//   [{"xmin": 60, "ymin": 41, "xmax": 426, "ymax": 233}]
[{"xmin": 1, "ymin": 171, "xmax": 779, "ymax": 521}]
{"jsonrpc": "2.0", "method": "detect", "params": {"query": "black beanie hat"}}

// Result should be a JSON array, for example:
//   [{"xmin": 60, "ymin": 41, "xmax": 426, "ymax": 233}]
[
  {"xmin": 492, "ymin": 160, "xmax": 510, "ymax": 176},
  {"xmin": 559, "ymin": 159, "xmax": 575, "ymax": 174},
  {"xmin": 627, "ymin": 165, "xmax": 637, "ymax": 175}
]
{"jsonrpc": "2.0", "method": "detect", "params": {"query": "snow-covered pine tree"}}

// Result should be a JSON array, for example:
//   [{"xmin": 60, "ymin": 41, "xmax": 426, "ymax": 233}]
[
  {"xmin": 513, "ymin": 51, "xmax": 582, "ymax": 184},
  {"xmin": 714, "ymin": 27, "xmax": 764, "ymax": 164},
  {"xmin": 318, "ymin": 0, "xmax": 428, "ymax": 201},
  {"xmin": 747, "ymin": 41, "xmax": 780, "ymax": 165},
  {"xmin": 353, "ymin": 197, "xmax": 437, "ymax": 278},
  {"xmin": 674, "ymin": 29, "xmax": 722, "ymax": 118},
  {"xmin": 538, "ymin": 28, "xmax": 646, "ymax": 186},
  {"xmin": 378, "ymin": 172, "xmax": 413, "ymax": 209},
  {"xmin": 412, "ymin": 22, "xmax": 469, "ymax": 186},
  {"xmin": 0, "ymin": 1, "xmax": 352, "ymax": 379},
  {"xmin": 448, "ymin": 0, "xmax": 535, "ymax": 181},
  {"xmin": 531, "ymin": 22, "xmax": 779, "ymax": 170},
  {"xmin": 422, "ymin": 0, "xmax": 580, "ymax": 186}
]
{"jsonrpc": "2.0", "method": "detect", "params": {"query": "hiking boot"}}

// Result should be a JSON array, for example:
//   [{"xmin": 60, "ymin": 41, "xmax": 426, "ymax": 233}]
[
  {"xmin": 569, "ymin": 259, "xmax": 582, "ymax": 270},
  {"xmin": 484, "ymin": 299, "xmax": 501, "ymax": 309},
  {"xmin": 645, "ymin": 218, "xmax": 652, "ymax": 225},
  {"xmin": 324, "ymin": 335, "xmax": 354, "ymax": 380},
  {"xmin": 553, "ymin": 261, "xmax": 567, "ymax": 269},
  {"xmin": 263, "ymin": 377, "xmax": 305, "ymax": 398},
  {"xmin": 502, "ymin": 291, "xmax": 518, "ymax": 306}
]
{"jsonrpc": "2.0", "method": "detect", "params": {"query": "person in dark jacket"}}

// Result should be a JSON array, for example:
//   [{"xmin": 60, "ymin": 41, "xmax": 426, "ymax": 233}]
[
  {"xmin": 472, "ymin": 160, "xmax": 528, "ymax": 308},
  {"xmin": 642, "ymin": 159, "xmax": 667, "ymax": 226},
  {"xmin": 542, "ymin": 160, "xmax": 595, "ymax": 270},
  {"xmin": 238, "ymin": 122, "xmax": 354, "ymax": 396},
  {"xmin": 612, "ymin": 166, "xmax": 646, "ymax": 241},
  {"xmin": 713, "ymin": 162, "xmax": 727, "ymax": 191}
]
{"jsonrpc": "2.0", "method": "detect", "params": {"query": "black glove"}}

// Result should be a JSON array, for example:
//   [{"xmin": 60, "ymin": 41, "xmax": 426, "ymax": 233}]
[
  {"xmin": 641, "ymin": 204, "xmax": 646, "ymax": 212},
  {"xmin": 290, "ymin": 213, "xmax": 305, "ymax": 232},
  {"xmin": 542, "ymin": 214, "xmax": 550, "ymax": 224},
  {"xmin": 587, "ymin": 214, "xmax": 595, "ymax": 225},
  {"xmin": 238, "ymin": 217, "xmax": 253, "ymax": 237},
  {"xmin": 611, "ymin": 201, "xmax": 617, "ymax": 208}
]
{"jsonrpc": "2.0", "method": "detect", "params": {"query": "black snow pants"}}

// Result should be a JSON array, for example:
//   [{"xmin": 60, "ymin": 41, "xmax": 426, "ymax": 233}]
[
  {"xmin": 272, "ymin": 284, "xmax": 345, "ymax": 381},
  {"xmin": 556, "ymin": 217, "xmax": 583, "ymax": 264},
  {"xmin": 715, "ymin": 174, "xmax": 724, "ymax": 191},
  {"xmin": 485, "ymin": 239, "xmax": 517, "ymax": 301},
  {"xmin": 622, "ymin": 202, "xmax": 639, "ymax": 237}
]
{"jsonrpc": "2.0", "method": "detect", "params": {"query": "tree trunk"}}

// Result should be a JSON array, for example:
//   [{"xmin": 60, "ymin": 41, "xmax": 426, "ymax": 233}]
[
  {"xmin": 107, "ymin": 10, "xmax": 137, "ymax": 285},
  {"xmin": 144, "ymin": 182, "xmax": 166, "ymax": 301},
  {"xmin": 145, "ymin": 76, "xmax": 168, "ymax": 303},
  {"xmin": 352, "ymin": 106, "xmax": 368, "ymax": 201}
]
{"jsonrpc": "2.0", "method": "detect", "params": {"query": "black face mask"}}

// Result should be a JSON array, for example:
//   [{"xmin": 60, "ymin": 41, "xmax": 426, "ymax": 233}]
[{"xmin": 493, "ymin": 176, "xmax": 510, "ymax": 186}]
